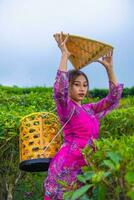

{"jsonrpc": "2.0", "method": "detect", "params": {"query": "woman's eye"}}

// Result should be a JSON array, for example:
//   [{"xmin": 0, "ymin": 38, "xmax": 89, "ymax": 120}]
[{"xmin": 74, "ymin": 83, "xmax": 88, "ymax": 87}]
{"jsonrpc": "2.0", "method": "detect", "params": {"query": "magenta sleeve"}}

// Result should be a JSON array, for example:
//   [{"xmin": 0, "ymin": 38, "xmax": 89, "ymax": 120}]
[
  {"xmin": 53, "ymin": 69, "xmax": 73, "ymax": 123},
  {"xmin": 87, "ymin": 81, "xmax": 124, "ymax": 119}
]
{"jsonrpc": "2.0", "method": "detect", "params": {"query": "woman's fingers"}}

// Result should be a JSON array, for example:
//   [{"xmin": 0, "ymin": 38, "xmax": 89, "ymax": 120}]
[
  {"xmin": 110, "ymin": 50, "xmax": 113, "ymax": 56},
  {"xmin": 106, "ymin": 50, "xmax": 113, "ymax": 57},
  {"xmin": 53, "ymin": 33, "xmax": 60, "ymax": 45},
  {"xmin": 60, "ymin": 31, "xmax": 63, "ymax": 44},
  {"xmin": 102, "ymin": 55, "xmax": 106, "ymax": 61},
  {"xmin": 60, "ymin": 32, "xmax": 69, "ymax": 46},
  {"xmin": 64, "ymin": 33, "xmax": 69, "ymax": 44},
  {"xmin": 53, "ymin": 31, "xmax": 70, "ymax": 46},
  {"xmin": 54, "ymin": 32, "xmax": 64, "ymax": 46},
  {"xmin": 102, "ymin": 51, "xmax": 112, "ymax": 61}
]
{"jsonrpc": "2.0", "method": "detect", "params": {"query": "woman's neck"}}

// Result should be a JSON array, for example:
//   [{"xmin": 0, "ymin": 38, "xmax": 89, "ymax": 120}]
[{"xmin": 70, "ymin": 98, "xmax": 82, "ymax": 106}]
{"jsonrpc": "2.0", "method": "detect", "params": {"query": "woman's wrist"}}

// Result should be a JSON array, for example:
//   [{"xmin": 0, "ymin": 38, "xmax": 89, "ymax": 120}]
[
  {"xmin": 61, "ymin": 52, "xmax": 70, "ymax": 59},
  {"xmin": 106, "ymin": 68, "xmax": 118, "ymax": 85},
  {"xmin": 58, "ymin": 53, "xmax": 68, "ymax": 71},
  {"xmin": 61, "ymin": 52, "xmax": 68, "ymax": 59},
  {"xmin": 105, "ymin": 65, "xmax": 113, "ymax": 72}
]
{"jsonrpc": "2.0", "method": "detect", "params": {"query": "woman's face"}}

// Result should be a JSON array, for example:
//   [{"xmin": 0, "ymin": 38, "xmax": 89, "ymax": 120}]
[{"xmin": 69, "ymin": 75, "xmax": 88, "ymax": 104}]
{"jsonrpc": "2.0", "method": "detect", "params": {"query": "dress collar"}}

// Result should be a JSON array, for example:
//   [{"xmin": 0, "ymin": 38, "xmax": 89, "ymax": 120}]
[{"xmin": 69, "ymin": 98, "xmax": 82, "ymax": 107}]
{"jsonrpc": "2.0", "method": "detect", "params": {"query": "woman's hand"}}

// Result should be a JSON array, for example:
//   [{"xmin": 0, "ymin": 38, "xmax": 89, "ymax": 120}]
[
  {"xmin": 53, "ymin": 31, "xmax": 71, "ymax": 58},
  {"xmin": 95, "ymin": 51, "xmax": 118, "ymax": 85},
  {"xmin": 54, "ymin": 32, "xmax": 71, "ymax": 71},
  {"xmin": 95, "ymin": 51, "xmax": 113, "ymax": 72}
]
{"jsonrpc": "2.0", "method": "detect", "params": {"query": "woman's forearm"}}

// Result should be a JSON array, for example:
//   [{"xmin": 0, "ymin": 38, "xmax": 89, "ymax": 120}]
[
  {"xmin": 106, "ymin": 68, "xmax": 118, "ymax": 86},
  {"xmin": 58, "ymin": 53, "xmax": 68, "ymax": 72}
]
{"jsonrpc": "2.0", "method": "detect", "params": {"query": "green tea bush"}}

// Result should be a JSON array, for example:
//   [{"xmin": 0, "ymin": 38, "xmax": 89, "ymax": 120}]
[
  {"xmin": 119, "ymin": 97, "xmax": 134, "ymax": 109},
  {"xmin": 63, "ymin": 135, "xmax": 134, "ymax": 200},
  {"xmin": 0, "ymin": 85, "xmax": 134, "ymax": 199},
  {"xmin": 100, "ymin": 107, "xmax": 134, "ymax": 138}
]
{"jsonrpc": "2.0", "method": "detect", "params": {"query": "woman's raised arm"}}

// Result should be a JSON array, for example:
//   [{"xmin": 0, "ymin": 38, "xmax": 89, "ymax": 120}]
[
  {"xmin": 86, "ymin": 52, "xmax": 124, "ymax": 119},
  {"xmin": 96, "ymin": 51, "xmax": 118, "ymax": 85},
  {"xmin": 53, "ymin": 32, "xmax": 73, "ymax": 122},
  {"xmin": 53, "ymin": 32, "xmax": 71, "ymax": 72}
]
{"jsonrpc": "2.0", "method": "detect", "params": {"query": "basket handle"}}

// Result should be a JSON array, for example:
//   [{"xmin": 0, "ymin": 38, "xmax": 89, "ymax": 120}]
[{"xmin": 43, "ymin": 105, "xmax": 75, "ymax": 153}]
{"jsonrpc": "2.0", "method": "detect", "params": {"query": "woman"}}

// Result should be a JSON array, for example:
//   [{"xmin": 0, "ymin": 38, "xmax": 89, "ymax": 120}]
[{"xmin": 43, "ymin": 32, "xmax": 124, "ymax": 199}]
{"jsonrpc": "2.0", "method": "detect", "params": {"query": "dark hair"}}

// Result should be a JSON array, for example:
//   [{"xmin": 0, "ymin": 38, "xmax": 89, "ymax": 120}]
[{"xmin": 68, "ymin": 69, "xmax": 90, "ymax": 98}]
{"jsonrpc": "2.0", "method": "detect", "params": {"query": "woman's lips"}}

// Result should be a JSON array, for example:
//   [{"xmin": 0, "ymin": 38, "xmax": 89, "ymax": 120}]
[{"xmin": 78, "ymin": 94, "xmax": 85, "ymax": 97}]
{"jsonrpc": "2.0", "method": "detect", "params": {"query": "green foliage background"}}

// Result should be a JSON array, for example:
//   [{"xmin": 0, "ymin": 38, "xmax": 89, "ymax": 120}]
[{"xmin": 0, "ymin": 85, "xmax": 134, "ymax": 200}]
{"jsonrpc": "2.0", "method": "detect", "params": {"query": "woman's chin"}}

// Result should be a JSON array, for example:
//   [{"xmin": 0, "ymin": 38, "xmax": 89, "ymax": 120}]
[
  {"xmin": 70, "ymin": 96, "xmax": 84, "ymax": 102},
  {"xmin": 78, "ymin": 96, "xmax": 84, "ymax": 101}
]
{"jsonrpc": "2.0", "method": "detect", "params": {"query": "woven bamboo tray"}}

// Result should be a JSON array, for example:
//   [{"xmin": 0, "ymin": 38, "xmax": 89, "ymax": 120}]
[{"xmin": 55, "ymin": 34, "xmax": 114, "ymax": 70}]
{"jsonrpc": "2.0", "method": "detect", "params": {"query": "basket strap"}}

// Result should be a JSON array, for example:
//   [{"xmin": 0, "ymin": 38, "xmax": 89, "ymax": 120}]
[{"xmin": 43, "ymin": 105, "xmax": 76, "ymax": 153}]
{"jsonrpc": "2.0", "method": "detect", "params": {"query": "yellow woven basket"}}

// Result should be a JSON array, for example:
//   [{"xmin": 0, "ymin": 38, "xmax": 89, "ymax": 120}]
[
  {"xmin": 19, "ymin": 112, "xmax": 62, "ymax": 172},
  {"xmin": 55, "ymin": 34, "xmax": 114, "ymax": 70}
]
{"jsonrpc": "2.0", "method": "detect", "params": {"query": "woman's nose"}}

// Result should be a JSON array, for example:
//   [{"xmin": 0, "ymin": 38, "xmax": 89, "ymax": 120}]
[{"xmin": 79, "ymin": 86, "xmax": 85, "ymax": 91}]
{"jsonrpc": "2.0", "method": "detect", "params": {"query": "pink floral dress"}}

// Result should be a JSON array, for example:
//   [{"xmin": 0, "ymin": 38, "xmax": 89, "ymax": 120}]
[{"xmin": 43, "ymin": 69, "xmax": 124, "ymax": 199}]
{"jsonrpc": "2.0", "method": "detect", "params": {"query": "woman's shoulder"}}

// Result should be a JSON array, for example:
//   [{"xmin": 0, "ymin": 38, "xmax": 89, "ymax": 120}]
[
  {"xmin": 82, "ymin": 103, "xmax": 92, "ymax": 109},
  {"xmin": 82, "ymin": 103, "xmax": 95, "ymax": 115}
]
